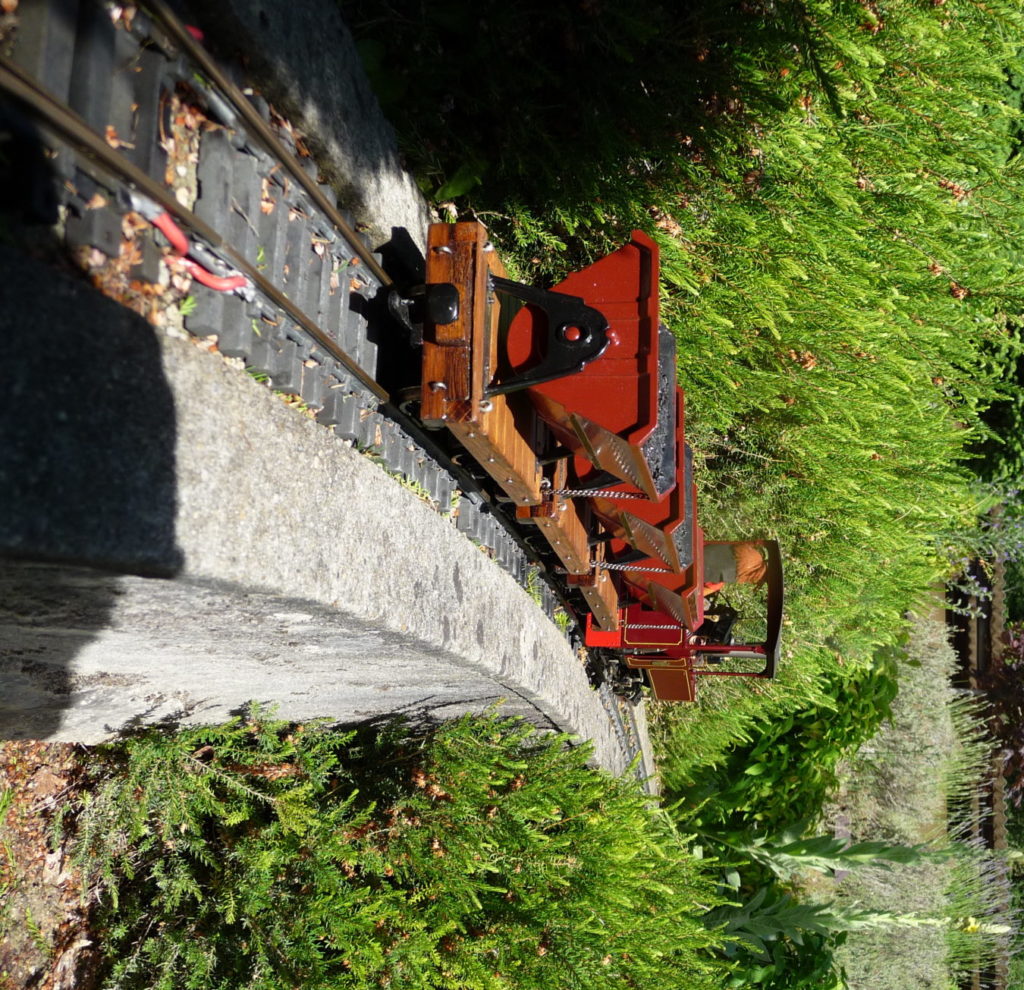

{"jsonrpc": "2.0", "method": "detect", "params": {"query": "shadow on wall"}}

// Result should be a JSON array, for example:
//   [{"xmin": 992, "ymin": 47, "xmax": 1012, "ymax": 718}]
[{"xmin": 0, "ymin": 106, "xmax": 182, "ymax": 740}]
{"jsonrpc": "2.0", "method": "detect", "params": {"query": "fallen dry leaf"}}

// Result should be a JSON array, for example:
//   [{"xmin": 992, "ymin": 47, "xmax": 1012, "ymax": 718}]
[
  {"xmin": 128, "ymin": 279, "xmax": 164, "ymax": 297},
  {"xmin": 103, "ymin": 125, "xmax": 134, "ymax": 150},
  {"xmin": 260, "ymin": 177, "xmax": 276, "ymax": 215},
  {"xmin": 121, "ymin": 211, "xmax": 148, "ymax": 237},
  {"xmin": 170, "ymin": 271, "xmax": 193, "ymax": 294},
  {"xmin": 0, "ymin": 741, "xmax": 98, "ymax": 990},
  {"xmin": 119, "ymin": 239, "xmax": 142, "ymax": 268}
]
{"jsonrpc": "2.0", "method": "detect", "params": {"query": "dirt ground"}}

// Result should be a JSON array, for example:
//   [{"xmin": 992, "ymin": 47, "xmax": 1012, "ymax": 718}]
[{"xmin": 0, "ymin": 742, "xmax": 97, "ymax": 990}]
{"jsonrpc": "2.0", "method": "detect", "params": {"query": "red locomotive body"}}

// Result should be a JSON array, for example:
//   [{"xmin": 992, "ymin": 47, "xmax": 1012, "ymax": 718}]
[{"xmin": 417, "ymin": 221, "xmax": 784, "ymax": 701}]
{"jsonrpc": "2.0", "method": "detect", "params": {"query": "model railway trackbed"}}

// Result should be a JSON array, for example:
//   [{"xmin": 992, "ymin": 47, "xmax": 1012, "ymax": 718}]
[{"xmin": 0, "ymin": 0, "xmax": 650, "ymax": 782}]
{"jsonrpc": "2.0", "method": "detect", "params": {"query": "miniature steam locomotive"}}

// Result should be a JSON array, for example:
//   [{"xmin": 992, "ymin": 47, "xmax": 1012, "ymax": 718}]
[{"xmin": 407, "ymin": 222, "xmax": 783, "ymax": 701}]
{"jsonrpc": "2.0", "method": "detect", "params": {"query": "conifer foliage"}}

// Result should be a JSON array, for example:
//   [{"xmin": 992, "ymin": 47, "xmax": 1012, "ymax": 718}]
[{"xmin": 66, "ymin": 710, "xmax": 722, "ymax": 990}]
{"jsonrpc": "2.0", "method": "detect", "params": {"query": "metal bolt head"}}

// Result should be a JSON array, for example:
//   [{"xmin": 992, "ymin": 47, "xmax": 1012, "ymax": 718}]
[{"xmin": 479, "ymin": 399, "xmax": 494, "ymax": 412}]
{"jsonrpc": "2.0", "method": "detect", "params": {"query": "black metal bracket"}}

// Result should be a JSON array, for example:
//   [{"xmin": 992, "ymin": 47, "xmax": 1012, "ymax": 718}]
[
  {"xmin": 484, "ymin": 276, "xmax": 609, "ymax": 396},
  {"xmin": 388, "ymin": 282, "xmax": 461, "ymax": 346}
]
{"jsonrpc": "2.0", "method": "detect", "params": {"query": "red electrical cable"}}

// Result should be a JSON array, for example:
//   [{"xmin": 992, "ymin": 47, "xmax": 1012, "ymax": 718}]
[
  {"xmin": 146, "ymin": 208, "xmax": 249, "ymax": 294},
  {"xmin": 181, "ymin": 258, "xmax": 250, "ymax": 292},
  {"xmin": 149, "ymin": 210, "xmax": 190, "ymax": 256}
]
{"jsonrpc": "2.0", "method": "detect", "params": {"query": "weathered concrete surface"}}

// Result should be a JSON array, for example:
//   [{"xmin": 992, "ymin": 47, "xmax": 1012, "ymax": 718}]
[
  {"xmin": 192, "ymin": 0, "xmax": 433, "ymax": 256},
  {"xmin": 0, "ymin": 250, "xmax": 652, "ymax": 777},
  {"xmin": 0, "ymin": 564, "xmax": 576, "ymax": 741}
]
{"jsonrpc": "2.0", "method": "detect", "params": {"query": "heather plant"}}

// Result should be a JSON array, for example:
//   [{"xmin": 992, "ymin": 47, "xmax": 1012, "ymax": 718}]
[
  {"xmin": 63, "ymin": 709, "xmax": 724, "ymax": 990},
  {"xmin": 822, "ymin": 616, "xmax": 1018, "ymax": 988}
]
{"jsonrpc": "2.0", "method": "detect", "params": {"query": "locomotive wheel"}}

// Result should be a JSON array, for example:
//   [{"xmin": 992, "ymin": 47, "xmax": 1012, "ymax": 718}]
[
  {"xmin": 396, "ymin": 385, "xmax": 436, "ymax": 426},
  {"xmin": 610, "ymin": 664, "xmax": 647, "ymax": 704}
]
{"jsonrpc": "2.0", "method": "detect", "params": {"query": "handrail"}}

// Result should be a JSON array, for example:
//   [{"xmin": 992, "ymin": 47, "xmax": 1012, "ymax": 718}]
[{"xmin": 696, "ymin": 539, "xmax": 784, "ymax": 679}]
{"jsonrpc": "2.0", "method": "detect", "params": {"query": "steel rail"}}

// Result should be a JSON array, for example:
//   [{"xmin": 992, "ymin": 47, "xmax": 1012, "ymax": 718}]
[
  {"xmin": 142, "ymin": 0, "xmax": 393, "ymax": 288},
  {"xmin": 0, "ymin": 54, "xmax": 388, "ymax": 402}
]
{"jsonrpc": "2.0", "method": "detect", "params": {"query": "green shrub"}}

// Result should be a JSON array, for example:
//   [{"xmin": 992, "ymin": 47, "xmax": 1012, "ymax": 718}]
[
  {"xmin": 973, "ymin": 327, "xmax": 1024, "ymax": 485},
  {"xmin": 658, "ymin": 651, "xmax": 898, "ymax": 837},
  {"xmin": 65, "ymin": 710, "xmax": 723, "ymax": 990},
  {"xmin": 705, "ymin": 885, "xmax": 848, "ymax": 990}
]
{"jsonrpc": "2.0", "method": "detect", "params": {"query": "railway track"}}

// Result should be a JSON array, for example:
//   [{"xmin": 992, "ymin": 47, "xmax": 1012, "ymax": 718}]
[{"xmin": 0, "ymin": 0, "xmax": 651, "ymax": 782}]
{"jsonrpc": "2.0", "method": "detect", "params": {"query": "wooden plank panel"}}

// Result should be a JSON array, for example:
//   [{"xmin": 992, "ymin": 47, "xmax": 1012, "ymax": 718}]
[
  {"xmin": 570, "ymin": 543, "xmax": 619, "ymax": 631},
  {"xmin": 450, "ymin": 406, "xmax": 542, "ymax": 506},
  {"xmin": 421, "ymin": 224, "xmax": 468, "ymax": 423},
  {"xmin": 526, "ymin": 500, "xmax": 589, "ymax": 574},
  {"xmin": 578, "ymin": 573, "xmax": 620, "ymax": 631},
  {"xmin": 515, "ymin": 458, "xmax": 589, "ymax": 572},
  {"xmin": 422, "ymin": 220, "xmax": 545, "ymax": 503},
  {"xmin": 421, "ymin": 222, "xmax": 543, "ymax": 503}
]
